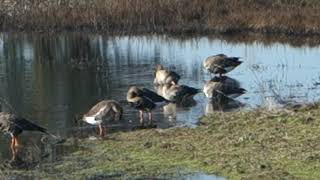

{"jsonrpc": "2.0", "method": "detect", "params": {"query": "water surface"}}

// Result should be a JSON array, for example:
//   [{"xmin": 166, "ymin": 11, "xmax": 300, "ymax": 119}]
[{"xmin": 0, "ymin": 32, "xmax": 320, "ymax": 161}]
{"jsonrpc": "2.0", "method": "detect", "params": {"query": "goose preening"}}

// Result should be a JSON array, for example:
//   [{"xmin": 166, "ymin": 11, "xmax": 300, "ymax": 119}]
[
  {"xmin": 154, "ymin": 64, "xmax": 180, "ymax": 85},
  {"xmin": 203, "ymin": 76, "xmax": 246, "ymax": 100},
  {"xmin": 127, "ymin": 86, "xmax": 169, "ymax": 126},
  {"xmin": 0, "ymin": 112, "xmax": 51, "ymax": 160},
  {"xmin": 203, "ymin": 54, "xmax": 242, "ymax": 77},
  {"xmin": 161, "ymin": 83, "xmax": 201, "ymax": 106},
  {"xmin": 83, "ymin": 100, "xmax": 123, "ymax": 137}
]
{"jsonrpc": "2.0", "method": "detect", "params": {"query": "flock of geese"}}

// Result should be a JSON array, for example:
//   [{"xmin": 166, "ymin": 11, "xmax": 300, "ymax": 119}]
[{"xmin": 0, "ymin": 53, "xmax": 245, "ymax": 160}]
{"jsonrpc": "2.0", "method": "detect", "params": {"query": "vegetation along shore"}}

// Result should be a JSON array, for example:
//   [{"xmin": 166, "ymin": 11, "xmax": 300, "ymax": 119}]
[
  {"xmin": 1, "ymin": 0, "xmax": 320, "ymax": 36},
  {"xmin": 1, "ymin": 103, "xmax": 320, "ymax": 179}
]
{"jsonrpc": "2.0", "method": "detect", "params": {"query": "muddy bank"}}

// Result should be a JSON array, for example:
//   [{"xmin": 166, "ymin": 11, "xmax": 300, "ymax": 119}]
[
  {"xmin": 1, "ymin": 103, "xmax": 320, "ymax": 179},
  {"xmin": 1, "ymin": 0, "xmax": 320, "ymax": 36}
]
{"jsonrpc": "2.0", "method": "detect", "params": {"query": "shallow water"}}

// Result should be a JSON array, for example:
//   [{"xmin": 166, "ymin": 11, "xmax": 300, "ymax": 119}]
[
  {"xmin": 181, "ymin": 173, "xmax": 225, "ymax": 180},
  {"xmin": 0, "ymin": 32, "xmax": 320, "ymax": 161}
]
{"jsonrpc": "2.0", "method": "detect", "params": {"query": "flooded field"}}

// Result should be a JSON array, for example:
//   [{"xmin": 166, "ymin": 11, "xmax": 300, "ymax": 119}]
[{"xmin": 0, "ymin": 32, "xmax": 320, "ymax": 164}]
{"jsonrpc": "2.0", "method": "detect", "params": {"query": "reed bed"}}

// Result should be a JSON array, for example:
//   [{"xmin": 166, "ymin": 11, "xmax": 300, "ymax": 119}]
[{"xmin": 0, "ymin": 0, "xmax": 320, "ymax": 35}]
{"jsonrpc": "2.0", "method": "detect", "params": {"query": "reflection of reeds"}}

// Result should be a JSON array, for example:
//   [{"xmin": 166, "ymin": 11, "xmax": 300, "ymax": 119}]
[
  {"xmin": 1, "ymin": 0, "xmax": 320, "ymax": 36},
  {"xmin": 249, "ymin": 65, "xmax": 307, "ymax": 110}
]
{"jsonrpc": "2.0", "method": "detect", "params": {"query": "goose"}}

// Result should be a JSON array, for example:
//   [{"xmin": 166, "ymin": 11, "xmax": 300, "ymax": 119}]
[
  {"xmin": 154, "ymin": 64, "xmax": 180, "ymax": 85},
  {"xmin": 161, "ymin": 83, "xmax": 201, "ymax": 106},
  {"xmin": 83, "ymin": 100, "xmax": 123, "ymax": 137},
  {"xmin": 203, "ymin": 54, "xmax": 242, "ymax": 76},
  {"xmin": 127, "ymin": 86, "xmax": 169, "ymax": 126},
  {"xmin": 203, "ymin": 76, "xmax": 246, "ymax": 100},
  {"xmin": 0, "ymin": 112, "xmax": 53, "ymax": 160}
]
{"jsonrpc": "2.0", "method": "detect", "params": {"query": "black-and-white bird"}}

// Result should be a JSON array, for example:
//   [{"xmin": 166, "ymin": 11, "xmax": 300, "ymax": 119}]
[
  {"xmin": 127, "ymin": 86, "xmax": 169, "ymax": 126},
  {"xmin": 0, "ymin": 112, "xmax": 51, "ymax": 160},
  {"xmin": 203, "ymin": 54, "xmax": 242, "ymax": 77},
  {"xmin": 154, "ymin": 64, "xmax": 180, "ymax": 85},
  {"xmin": 83, "ymin": 100, "xmax": 123, "ymax": 137}
]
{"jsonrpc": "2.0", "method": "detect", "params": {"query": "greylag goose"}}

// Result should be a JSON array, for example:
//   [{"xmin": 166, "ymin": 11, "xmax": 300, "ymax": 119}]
[
  {"xmin": 83, "ymin": 100, "xmax": 122, "ymax": 137},
  {"xmin": 161, "ymin": 83, "xmax": 201, "ymax": 106},
  {"xmin": 127, "ymin": 86, "xmax": 169, "ymax": 126},
  {"xmin": 154, "ymin": 64, "xmax": 180, "ymax": 85},
  {"xmin": 0, "ymin": 112, "xmax": 51, "ymax": 160},
  {"xmin": 203, "ymin": 76, "xmax": 246, "ymax": 100},
  {"xmin": 203, "ymin": 54, "xmax": 242, "ymax": 76}
]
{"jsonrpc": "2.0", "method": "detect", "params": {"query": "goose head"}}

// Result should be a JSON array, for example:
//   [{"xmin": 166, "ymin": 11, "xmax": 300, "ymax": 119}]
[
  {"xmin": 127, "ymin": 86, "xmax": 143, "ymax": 102},
  {"xmin": 155, "ymin": 64, "xmax": 164, "ymax": 71},
  {"xmin": 154, "ymin": 64, "xmax": 165, "ymax": 76}
]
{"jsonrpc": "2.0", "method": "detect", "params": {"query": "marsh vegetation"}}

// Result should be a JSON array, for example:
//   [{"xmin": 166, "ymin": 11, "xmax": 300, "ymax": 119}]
[{"xmin": 1, "ymin": 0, "xmax": 320, "ymax": 35}]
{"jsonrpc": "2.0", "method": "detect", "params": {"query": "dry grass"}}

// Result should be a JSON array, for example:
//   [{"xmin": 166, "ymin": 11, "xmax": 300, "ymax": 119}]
[{"xmin": 0, "ymin": 0, "xmax": 320, "ymax": 35}]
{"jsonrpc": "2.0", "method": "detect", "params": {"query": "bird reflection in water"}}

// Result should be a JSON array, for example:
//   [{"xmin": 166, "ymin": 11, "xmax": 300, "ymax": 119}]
[
  {"xmin": 203, "ymin": 76, "xmax": 246, "ymax": 114},
  {"xmin": 163, "ymin": 102, "xmax": 177, "ymax": 122},
  {"xmin": 205, "ymin": 96, "xmax": 245, "ymax": 115}
]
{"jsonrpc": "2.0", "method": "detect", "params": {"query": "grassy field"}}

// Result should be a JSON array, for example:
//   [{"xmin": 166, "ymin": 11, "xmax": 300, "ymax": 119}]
[
  {"xmin": 1, "ymin": 103, "xmax": 320, "ymax": 179},
  {"xmin": 1, "ymin": 0, "xmax": 320, "ymax": 35}
]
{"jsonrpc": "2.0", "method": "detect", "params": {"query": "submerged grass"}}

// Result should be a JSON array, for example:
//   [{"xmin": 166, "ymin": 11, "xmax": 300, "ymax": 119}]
[
  {"xmin": 1, "ymin": 0, "xmax": 320, "ymax": 36},
  {"xmin": 2, "ymin": 103, "xmax": 320, "ymax": 179}
]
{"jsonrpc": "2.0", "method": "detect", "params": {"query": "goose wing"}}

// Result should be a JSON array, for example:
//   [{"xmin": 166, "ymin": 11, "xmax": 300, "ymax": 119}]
[
  {"xmin": 207, "ymin": 55, "xmax": 242, "ymax": 70},
  {"xmin": 131, "ymin": 96, "xmax": 156, "ymax": 110},
  {"xmin": 85, "ymin": 100, "xmax": 109, "ymax": 117},
  {"xmin": 220, "ymin": 57, "xmax": 242, "ymax": 68},
  {"xmin": 204, "ymin": 56, "xmax": 227, "ymax": 73},
  {"xmin": 142, "ymin": 88, "xmax": 168, "ymax": 103},
  {"xmin": 179, "ymin": 85, "xmax": 201, "ymax": 96},
  {"xmin": 0, "ymin": 113, "xmax": 47, "ymax": 133},
  {"xmin": 12, "ymin": 117, "xmax": 47, "ymax": 133}
]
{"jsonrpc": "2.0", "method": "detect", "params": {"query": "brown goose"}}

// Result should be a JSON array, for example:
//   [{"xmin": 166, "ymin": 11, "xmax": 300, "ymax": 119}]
[
  {"xmin": 0, "ymin": 112, "xmax": 50, "ymax": 160},
  {"xmin": 203, "ymin": 54, "xmax": 242, "ymax": 77},
  {"xmin": 127, "ymin": 86, "xmax": 169, "ymax": 126},
  {"xmin": 83, "ymin": 100, "xmax": 123, "ymax": 137},
  {"xmin": 154, "ymin": 64, "xmax": 180, "ymax": 85},
  {"xmin": 203, "ymin": 76, "xmax": 246, "ymax": 100},
  {"xmin": 161, "ymin": 83, "xmax": 201, "ymax": 106}
]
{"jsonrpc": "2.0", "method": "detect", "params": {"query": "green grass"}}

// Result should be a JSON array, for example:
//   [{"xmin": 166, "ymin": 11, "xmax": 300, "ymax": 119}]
[{"xmin": 2, "ymin": 103, "xmax": 320, "ymax": 179}]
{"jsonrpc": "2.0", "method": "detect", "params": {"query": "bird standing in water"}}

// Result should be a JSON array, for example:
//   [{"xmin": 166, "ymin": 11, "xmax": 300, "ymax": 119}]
[
  {"xmin": 127, "ymin": 86, "xmax": 169, "ymax": 127},
  {"xmin": 203, "ymin": 54, "xmax": 242, "ymax": 77},
  {"xmin": 154, "ymin": 64, "xmax": 180, "ymax": 85},
  {"xmin": 161, "ymin": 83, "xmax": 201, "ymax": 106},
  {"xmin": 83, "ymin": 100, "xmax": 123, "ymax": 137},
  {"xmin": 0, "ymin": 112, "xmax": 51, "ymax": 160}
]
